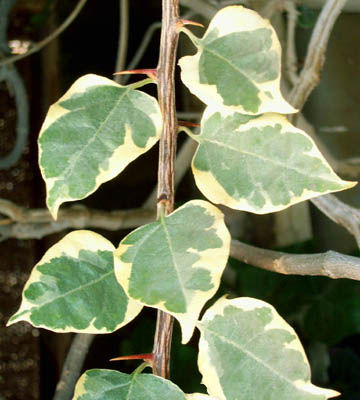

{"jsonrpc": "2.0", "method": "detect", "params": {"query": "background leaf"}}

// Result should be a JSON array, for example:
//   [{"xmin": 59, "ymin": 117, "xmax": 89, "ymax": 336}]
[
  {"xmin": 198, "ymin": 297, "xmax": 340, "ymax": 400},
  {"xmin": 190, "ymin": 107, "xmax": 355, "ymax": 214},
  {"xmin": 179, "ymin": 5, "xmax": 295, "ymax": 115},
  {"xmin": 73, "ymin": 369, "xmax": 186, "ymax": 400},
  {"xmin": 8, "ymin": 230, "xmax": 142, "ymax": 333},
  {"xmin": 38, "ymin": 74, "xmax": 162, "ymax": 219},
  {"xmin": 115, "ymin": 200, "xmax": 230, "ymax": 343}
]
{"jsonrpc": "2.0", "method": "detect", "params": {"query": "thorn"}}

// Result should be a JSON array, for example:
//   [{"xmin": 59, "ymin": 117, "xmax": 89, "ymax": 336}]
[
  {"xmin": 178, "ymin": 120, "xmax": 200, "ymax": 128},
  {"xmin": 113, "ymin": 69, "xmax": 158, "ymax": 80},
  {"xmin": 110, "ymin": 353, "xmax": 154, "ymax": 362},
  {"xmin": 176, "ymin": 19, "xmax": 205, "ymax": 30}
]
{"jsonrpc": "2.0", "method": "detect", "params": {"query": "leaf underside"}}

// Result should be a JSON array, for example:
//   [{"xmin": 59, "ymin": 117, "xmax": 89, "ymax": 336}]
[
  {"xmin": 38, "ymin": 74, "xmax": 162, "ymax": 219},
  {"xmin": 198, "ymin": 297, "xmax": 340, "ymax": 400},
  {"xmin": 115, "ymin": 200, "xmax": 230, "ymax": 343},
  {"xmin": 191, "ymin": 108, "xmax": 355, "ymax": 214},
  {"xmin": 8, "ymin": 231, "xmax": 142, "ymax": 333}
]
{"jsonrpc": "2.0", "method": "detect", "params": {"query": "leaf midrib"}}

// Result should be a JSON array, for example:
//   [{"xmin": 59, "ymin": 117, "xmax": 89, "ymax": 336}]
[
  {"xmin": 199, "ymin": 136, "xmax": 335, "ymax": 181},
  {"xmin": 201, "ymin": 325, "xmax": 305, "ymax": 392},
  {"xmin": 202, "ymin": 44, "xmax": 259, "ymax": 88},
  {"xmin": 55, "ymin": 85, "xmax": 133, "ymax": 186},
  {"xmin": 32, "ymin": 267, "xmax": 113, "ymax": 309}
]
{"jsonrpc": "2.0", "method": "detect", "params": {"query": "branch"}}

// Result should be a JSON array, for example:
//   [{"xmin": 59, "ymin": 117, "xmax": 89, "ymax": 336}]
[
  {"xmin": 114, "ymin": 0, "xmax": 129, "ymax": 84},
  {"xmin": 284, "ymin": 0, "xmax": 299, "ymax": 86},
  {"xmin": 142, "ymin": 136, "xmax": 198, "ymax": 209},
  {"xmin": 52, "ymin": 334, "xmax": 96, "ymax": 400},
  {"xmin": 230, "ymin": 239, "xmax": 360, "ymax": 281},
  {"xmin": 152, "ymin": 0, "xmax": 180, "ymax": 379},
  {"xmin": 0, "ymin": 0, "xmax": 88, "ymax": 66},
  {"xmin": 311, "ymin": 194, "xmax": 360, "ymax": 248},
  {"xmin": 2, "ymin": 197, "xmax": 360, "ymax": 281},
  {"xmin": 0, "ymin": 199, "xmax": 155, "ymax": 241},
  {"xmin": 288, "ymin": 0, "xmax": 347, "ymax": 117}
]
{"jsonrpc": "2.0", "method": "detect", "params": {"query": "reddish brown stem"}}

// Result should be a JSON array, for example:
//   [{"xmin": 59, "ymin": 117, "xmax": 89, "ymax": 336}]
[{"xmin": 152, "ymin": 0, "xmax": 180, "ymax": 379}]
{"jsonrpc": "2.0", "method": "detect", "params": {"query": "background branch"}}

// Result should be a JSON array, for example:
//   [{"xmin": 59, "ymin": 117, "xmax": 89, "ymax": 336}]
[
  {"xmin": 231, "ymin": 239, "xmax": 360, "ymax": 281},
  {"xmin": 52, "ymin": 334, "xmax": 96, "ymax": 400},
  {"xmin": 3, "ymin": 197, "xmax": 360, "ymax": 282},
  {"xmin": 284, "ymin": 0, "xmax": 299, "ymax": 86},
  {"xmin": 312, "ymin": 194, "xmax": 360, "ymax": 248},
  {"xmin": 288, "ymin": 0, "xmax": 347, "ymax": 118},
  {"xmin": 0, "ymin": 66, "xmax": 29, "ymax": 169},
  {"xmin": 0, "ymin": 199, "xmax": 155, "ymax": 240},
  {"xmin": 114, "ymin": 0, "xmax": 129, "ymax": 84}
]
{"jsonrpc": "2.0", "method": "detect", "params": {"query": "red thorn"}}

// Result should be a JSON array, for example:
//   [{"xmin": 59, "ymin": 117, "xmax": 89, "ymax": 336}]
[
  {"xmin": 179, "ymin": 120, "xmax": 200, "ymax": 128},
  {"xmin": 110, "ymin": 353, "xmax": 154, "ymax": 362},
  {"xmin": 177, "ymin": 19, "xmax": 204, "ymax": 29},
  {"xmin": 113, "ymin": 69, "xmax": 158, "ymax": 80}
]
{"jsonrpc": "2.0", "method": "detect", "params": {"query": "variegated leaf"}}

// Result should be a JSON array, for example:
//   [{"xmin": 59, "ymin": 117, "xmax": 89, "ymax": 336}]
[
  {"xmin": 8, "ymin": 231, "xmax": 142, "ymax": 333},
  {"xmin": 190, "ymin": 107, "xmax": 355, "ymax": 214},
  {"xmin": 38, "ymin": 74, "xmax": 162, "ymax": 219},
  {"xmin": 179, "ymin": 6, "xmax": 295, "ymax": 115},
  {"xmin": 73, "ymin": 369, "xmax": 186, "ymax": 400},
  {"xmin": 115, "ymin": 200, "xmax": 230, "ymax": 344},
  {"xmin": 198, "ymin": 297, "xmax": 340, "ymax": 400}
]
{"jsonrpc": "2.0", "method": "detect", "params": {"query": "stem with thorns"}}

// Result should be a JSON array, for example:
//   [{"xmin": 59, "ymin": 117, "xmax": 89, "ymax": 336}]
[{"xmin": 152, "ymin": 0, "xmax": 180, "ymax": 378}]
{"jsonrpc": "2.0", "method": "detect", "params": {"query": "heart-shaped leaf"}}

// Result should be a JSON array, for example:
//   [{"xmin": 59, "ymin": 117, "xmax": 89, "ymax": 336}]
[
  {"xmin": 189, "ymin": 107, "xmax": 355, "ymax": 214},
  {"xmin": 38, "ymin": 74, "xmax": 162, "ymax": 219},
  {"xmin": 198, "ymin": 297, "xmax": 340, "ymax": 400},
  {"xmin": 115, "ymin": 200, "xmax": 230, "ymax": 343},
  {"xmin": 73, "ymin": 369, "xmax": 186, "ymax": 400},
  {"xmin": 179, "ymin": 6, "xmax": 295, "ymax": 115},
  {"xmin": 8, "ymin": 231, "xmax": 142, "ymax": 333}
]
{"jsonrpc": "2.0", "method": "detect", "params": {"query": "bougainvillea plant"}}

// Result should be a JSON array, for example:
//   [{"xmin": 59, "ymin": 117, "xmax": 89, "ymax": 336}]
[{"xmin": 8, "ymin": 5, "xmax": 355, "ymax": 399}]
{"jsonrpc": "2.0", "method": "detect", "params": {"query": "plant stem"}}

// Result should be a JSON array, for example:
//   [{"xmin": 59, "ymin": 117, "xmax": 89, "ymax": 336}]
[
  {"xmin": 114, "ymin": 0, "xmax": 129, "ymax": 84},
  {"xmin": 152, "ymin": 0, "xmax": 179, "ymax": 379}
]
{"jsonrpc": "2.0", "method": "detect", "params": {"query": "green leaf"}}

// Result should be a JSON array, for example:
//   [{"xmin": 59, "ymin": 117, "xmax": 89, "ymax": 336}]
[
  {"xmin": 38, "ymin": 74, "xmax": 162, "ymax": 219},
  {"xmin": 115, "ymin": 200, "xmax": 230, "ymax": 343},
  {"xmin": 190, "ymin": 107, "xmax": 355, "ymax": 214},
  {"xmin": 73, "ymin": 369, "xmax": 187, "ymax": 400},
  {"xmin": 198, "ymin": 297, "xmax": 340, "ymax": 400},
  {"xmin": 8, "ymin": 231, "xmax": 142, "ymax": 333},
  {"xmin": 179, "ymin": 6, "xmax": 296, "ymax": 115}
]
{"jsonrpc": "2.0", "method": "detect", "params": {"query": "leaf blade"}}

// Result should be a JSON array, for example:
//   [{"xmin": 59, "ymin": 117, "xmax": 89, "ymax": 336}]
[
  {"xmin": 179, "ymin": 6, "xmax": 296, "ymax": 115},
  {"xmin": 198, "ymin": 297, "xmax": 340, "ymax": 400},
  {"xmin": 73, "ymin": 369, "xmax": 187, "ymax": 400},
  {"xmin": 191, "ymin": 107, "xmax": 355, "ymax": 214},
  {"xmin": 8, "ymin": 230, "xmax": 142, "ymax": 333},
  {"xmin": 38, "ymin": 74, "xmax": 162, "ymax": 219},
  {"xmin": 115, "ymin": 200, "xmax": 231, "ymax": 343}
]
